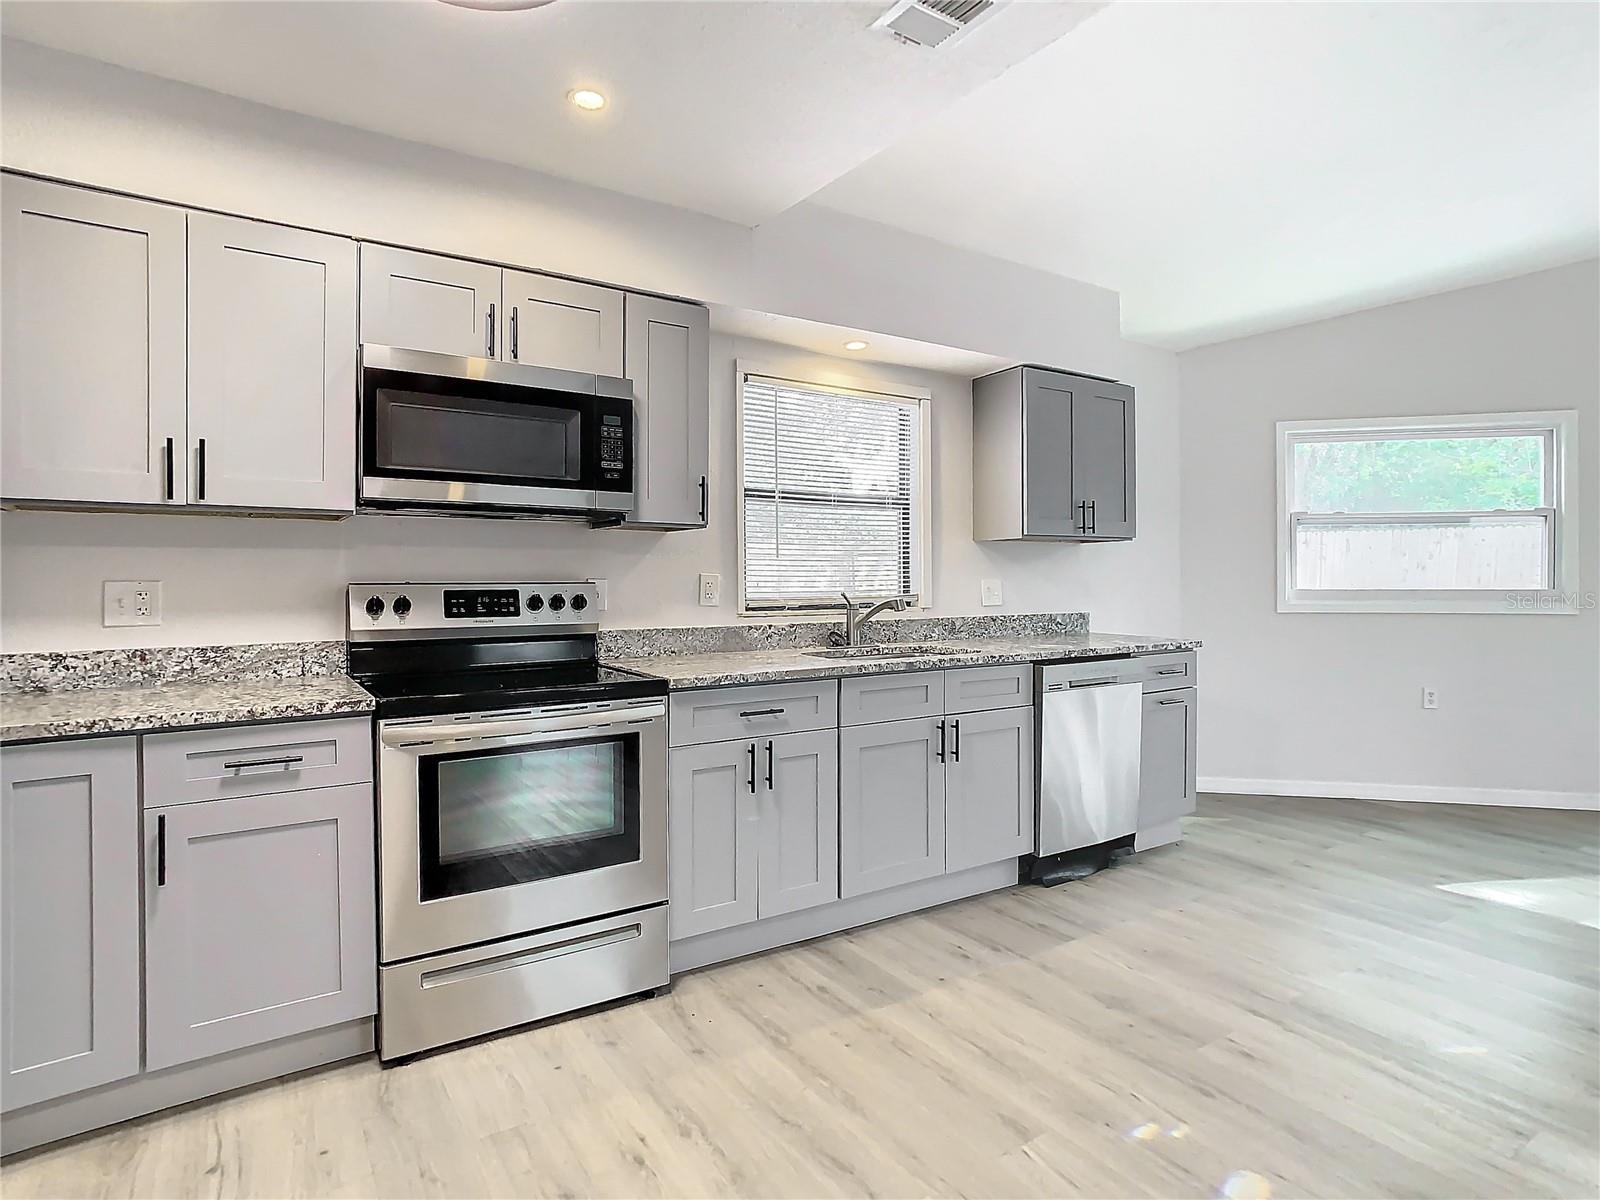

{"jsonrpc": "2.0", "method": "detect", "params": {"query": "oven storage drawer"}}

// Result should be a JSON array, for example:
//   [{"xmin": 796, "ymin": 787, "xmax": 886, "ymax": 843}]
[
  {"xmin": 668, "ymin": 680, "xmax": 838, "ymax": 748},
  {"xmin": 378, "ymin": 904, "xmax": 668, "ymax": 1060},
  {"xmin": 143, "ymin": 717, "xmax": 373, "ymax": 807}
]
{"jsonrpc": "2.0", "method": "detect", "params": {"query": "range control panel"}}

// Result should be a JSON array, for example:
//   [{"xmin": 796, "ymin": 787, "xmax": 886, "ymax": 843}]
[{"xmin": 349, "ymin": 582, "xmax": 600, "ymax": 637}]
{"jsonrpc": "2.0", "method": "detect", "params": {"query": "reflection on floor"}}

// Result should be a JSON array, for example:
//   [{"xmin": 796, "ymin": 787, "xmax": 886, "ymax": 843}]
[
  {"xmin": 2, "ymin": 793, "xmax": 1596, "ymax": 1199},
  {"xmin": 1437, "ymin": 875, "xmax": 1600, "ymax": 929}
]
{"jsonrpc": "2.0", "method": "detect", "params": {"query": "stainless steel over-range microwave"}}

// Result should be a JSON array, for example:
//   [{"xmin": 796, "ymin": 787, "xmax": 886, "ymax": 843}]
[{"xmin": 358, "ymin": 345, "xmax": 635, "ymax": 521}]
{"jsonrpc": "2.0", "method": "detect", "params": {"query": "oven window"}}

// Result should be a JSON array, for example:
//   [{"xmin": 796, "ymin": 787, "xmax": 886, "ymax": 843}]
[
  {"xmin": 418, "ymin": 734, "xmax": 640, "ymax": 902},
  {"xmin": 376, "ymin": 388, "xmax": 582, "ymax": 482}
]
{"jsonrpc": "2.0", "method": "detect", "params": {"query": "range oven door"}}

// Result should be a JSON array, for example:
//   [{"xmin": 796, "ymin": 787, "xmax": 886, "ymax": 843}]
[
  {"xmin": 377, "ymin": 698, "xmax": 667, "ymax": 964},
  {"xmin": 359, "ymin": 345, "xmax": 634, "ymax": 517}
]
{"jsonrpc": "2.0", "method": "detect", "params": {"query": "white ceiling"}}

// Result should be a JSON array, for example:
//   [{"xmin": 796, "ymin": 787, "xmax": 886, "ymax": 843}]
[{"xmin": 4, "ymin": 1, "xmax": 1595, "ymax": 350}]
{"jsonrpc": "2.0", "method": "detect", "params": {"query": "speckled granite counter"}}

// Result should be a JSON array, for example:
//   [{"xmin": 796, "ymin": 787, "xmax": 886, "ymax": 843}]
[
  {"xmin": 0, "ymin": 675, "xmax": 375, "ymax": 744},
  {"xmin": 606, "ymin": 631, "xmax": 1199, "ymax": 690}
]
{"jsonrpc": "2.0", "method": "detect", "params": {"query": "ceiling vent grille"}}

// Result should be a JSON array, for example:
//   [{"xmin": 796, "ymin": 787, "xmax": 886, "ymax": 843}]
[{"xmin": 872, "ymin": 0, "xmax": 998, "ymax": 49}]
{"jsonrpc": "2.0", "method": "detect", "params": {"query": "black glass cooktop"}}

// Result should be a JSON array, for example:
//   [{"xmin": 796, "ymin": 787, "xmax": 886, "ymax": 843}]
[{"xmin": 355, "ymin": 662, "xmax": 665, "ymax": 720}]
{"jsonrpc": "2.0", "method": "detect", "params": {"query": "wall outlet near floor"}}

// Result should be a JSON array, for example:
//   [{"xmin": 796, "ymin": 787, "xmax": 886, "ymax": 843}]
[
  {"xmin": 1421, "ymin": 686, "xmax": 1439, "ymax": 710},
  {"xmin": 104, "ymin": 580, "xmax": 162, "ymax": 627},
  {"xmin": 698, "ymin": 572, "xmax": 722, "ymax": 607},
  {"xmin": 588, "ymin": 578, "xmax": 609, "ymax": 611},
  {"xmin": 980, "ymin": 578, "xmax": 1003, "ymax": 607}
]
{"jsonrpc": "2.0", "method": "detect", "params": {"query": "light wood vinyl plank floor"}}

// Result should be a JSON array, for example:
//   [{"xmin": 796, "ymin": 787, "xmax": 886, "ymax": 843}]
[{"xmin": 4, "ymin": 793, "xmax": 1597, "ymax": 1199}]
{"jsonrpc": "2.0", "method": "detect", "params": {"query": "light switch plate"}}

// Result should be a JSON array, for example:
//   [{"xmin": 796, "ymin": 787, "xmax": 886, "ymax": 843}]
[
  {"xmin": 980, "ymin": 578, "xmax": 1003, "ymax": 607},
  {"xmin": 698, "ymin": 573, "xmax": 721, "ymax": 607},
  {"xmin": 104, "ymin": 580, "xmax": 162, "ymax": 627}
]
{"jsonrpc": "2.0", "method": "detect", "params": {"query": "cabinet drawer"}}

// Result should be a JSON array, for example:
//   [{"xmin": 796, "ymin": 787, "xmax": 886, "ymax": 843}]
[
  {"xmin": 944, "ymin": 664, "xmax": 1032, "ymax": 714},
  {"xmin": 839, "ymin": 671, "xmax": 944, "ymax": 727},
  {"xmin": 1132, "ymin": 652, "xmax": 1197, "ymax": 693},
  {"xmin": 669, "ymin": 681, "xmax": 838, "ymax": 748},
  {"xmin": 142, "ymin": 716, "xmax": 373, "ymax": 806}
]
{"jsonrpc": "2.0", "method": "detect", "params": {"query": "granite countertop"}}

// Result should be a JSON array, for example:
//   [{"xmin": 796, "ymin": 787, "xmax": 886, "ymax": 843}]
[
  {"xmin": 0, "ymin": 675, "xmax": 375, "ymax": 744},
  {"xmin": 606, "ymin": 631, "xmax": 1200, "ymax": 690}
]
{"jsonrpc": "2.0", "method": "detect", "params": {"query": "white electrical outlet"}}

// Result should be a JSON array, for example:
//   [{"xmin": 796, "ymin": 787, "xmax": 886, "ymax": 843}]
[
  {"xmin": 589, "ymin": 578, "xmax": 609, "ymax": 611},
  {"xmin": 698, "ymin": 572, "xmax": 721, "ymax": 607},
  {"xmin": 1421, "ymin": 686, "xmax": 1439, "ymax": 710},
  {"xmin": 980, "ymin": 578, "xmax": 1003, "ymax": 607},
  {"xmin": 104, "ymin": 580, "xmax": 162, "ymax": 627}
]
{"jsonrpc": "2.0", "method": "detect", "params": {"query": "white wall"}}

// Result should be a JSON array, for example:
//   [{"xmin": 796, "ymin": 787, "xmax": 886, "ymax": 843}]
[
  {"xmin": 0, "ymin": 40, "xmax": 1182, "ymax": 652},
  {"xmin": 1180, "ymin": 261, "xmax": 1600, "ymax": 807}
]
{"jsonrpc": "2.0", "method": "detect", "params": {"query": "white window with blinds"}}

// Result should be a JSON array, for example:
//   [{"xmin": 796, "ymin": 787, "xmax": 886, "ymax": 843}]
[{"xmin": 738, "ymin": 369, "xmax": 930, "ymax": 613}]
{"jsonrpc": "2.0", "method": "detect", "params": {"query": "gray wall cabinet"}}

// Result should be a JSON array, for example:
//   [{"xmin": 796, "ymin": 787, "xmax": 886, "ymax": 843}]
[
  {"xmin": 838, "ymin": 716, "xmax": 947, "ymax": 899},
  {"xmin": 503, "ymin": 270, "xmax": 624, "ymax": 376},
  {"xmin": 358, "ymin": 244, "xmax": 501, "ymax": 359},
  {"xmin": 668, "ymin": 739, "xmax": 758, "ymax": 938},
  {"xmin": 1, "ymin": 176, "xmax": 187, "ymax": 507},
  {"xmin": 187, "ymin": 214, "xmax": 357, "ymax": 512},
  {"xmin": 143, "ymin": 783, "xmax": 376, "ymax": 1071},
  {"xmin": 973, "ymin": 364, "xmax": 1137, "ymax": 542},
  {"xmin": 756, "ymin": 730, "xmax": 840, "ymax": 920},
  {"xmin": 621, "ymin": 294, "xmax": 710, "ymax": 529},
  {"xmin": 0, "ymin": 738, "xmax": 142, "ymax": 1112},
  {"xmin": 945, "ymin": 707, "xmax": 1034, "ymax": 872},
  {"xmin": 1138, "ymin": 687, "xmax": 1198, "ymax": 831}
]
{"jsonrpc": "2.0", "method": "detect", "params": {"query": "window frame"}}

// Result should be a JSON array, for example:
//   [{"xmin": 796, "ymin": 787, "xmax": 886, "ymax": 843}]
[
  {"xmin": 1275, "ymin": 410, "xmax": 1579, "ymax": 615},
  {"xmin": 735, "ymin": 361, "xmax": 933, "ymax": 617}
]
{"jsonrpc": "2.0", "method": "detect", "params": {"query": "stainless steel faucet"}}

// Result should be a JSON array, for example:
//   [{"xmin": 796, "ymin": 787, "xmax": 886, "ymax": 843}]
[{"xmin": 831, "ymin": 592, "xmax": 914, "ymax": 646}]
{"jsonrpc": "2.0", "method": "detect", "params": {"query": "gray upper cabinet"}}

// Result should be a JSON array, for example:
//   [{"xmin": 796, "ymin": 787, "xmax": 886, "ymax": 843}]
[
  {"xmin": 143, "ymin": 783, "xmax": 376, "ymax": 1071},
  {"xmin": 839, "ymin": 716, "xmax": 946, "ymax": 899},
  {"xmin": 668, "ymin": 739, "xmax": 758, "ymax": 939},
  {"xmin": 358, "ymin": 244, "xmax": 500, "ymax": 359},
  {"xmin": 945, "ymin": 707, "xmax": 1034, "ymax": 872},
  {"xmin": 188, "ymin": 214, "xmax": 357, "ymax": 512},
  {"xmin": 1138, "ymin": 688, "xmax": 1197, "ymax": 831},
  {"xmin": 1, "ymin": 175, "xmax": 187, "ymax": 506},
  {"xmin": 756, "ymin": 730, "xmax": 839, "ymax": 920},
  {"xmin": 621, "ymin": 294, "xmax": 710, "ymax": 529},
  {"xmin": 1, "ymin": 738, "xmax": 141, "ymax": 1112},
  {"xmin": 502, "ymin": 269, "xmax": 623, "ymax": 375},
  {"xmin": 973, "ymin": 364, "xmax": 1136, "ymax": 542}
]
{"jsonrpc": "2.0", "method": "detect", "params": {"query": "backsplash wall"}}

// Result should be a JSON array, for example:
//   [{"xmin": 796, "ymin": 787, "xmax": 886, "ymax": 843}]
[{"xmin": 0, "ymin": 335, "xmax": 1181, "ymax": 652}]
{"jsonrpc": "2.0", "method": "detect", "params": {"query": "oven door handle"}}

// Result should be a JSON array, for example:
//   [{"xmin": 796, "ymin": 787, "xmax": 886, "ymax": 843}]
[{"xmin": 380, "ymin": 703, "xmax": 666, "ymax": 749}]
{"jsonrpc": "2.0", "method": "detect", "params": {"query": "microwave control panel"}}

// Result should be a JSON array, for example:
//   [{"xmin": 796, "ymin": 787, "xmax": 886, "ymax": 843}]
[{"xmin": 599, "ymin": 413, "xmax": 627, "ymax": 484}]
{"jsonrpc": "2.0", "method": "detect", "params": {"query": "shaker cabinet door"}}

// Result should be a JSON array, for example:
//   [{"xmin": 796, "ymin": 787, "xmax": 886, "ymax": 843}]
[
  {"xmin": 621, "ymin": 294, "xmax": 709, "ymax": 529},
  {"xmin": 502, "ymin": 270, "xmax": 623, "ymax": 375},
  {"xmin": 1138, "ymin": 688, "xmax": 1197, "ymax": 830},
  {"xmin": 668, "ymin": 740, "xmax": 758, "ymax": 939},
  {"xmin": 1, "ymin": 738, "xmax": 141, "ymax": 1112},
  {"xmin": 1, "ymin": 175, "xmax": 187, "ymax": 505},
  {"xmin": 144, "ymin": 784, "xmax": 377, "ymax": 1071},
  {"xmin": 945, "ymin": 707, "xmax": 1034, "ymax": 871},
  {"xmin": 1070, "ymin": 378, "xmax": 1136, "ymax": 540},
  {"xmin": 756, "ymin": 730, "xmax": 839, "ymax": 920},
  {"xmin": 839, "ymin": 717, "xmax": 946, "ymax": 898},
  {"xmin": 188, "ymin": 214, "xmax": 357, "ymax": 511},
  {"xmin": 358, "ymin": 244, "xmax": 501, "ymax": 359}
]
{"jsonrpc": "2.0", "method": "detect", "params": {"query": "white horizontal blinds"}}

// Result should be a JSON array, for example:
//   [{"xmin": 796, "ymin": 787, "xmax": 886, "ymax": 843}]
[{"xmin": 742, "ymin": 373, "xmax": 920, "ymax": 609}]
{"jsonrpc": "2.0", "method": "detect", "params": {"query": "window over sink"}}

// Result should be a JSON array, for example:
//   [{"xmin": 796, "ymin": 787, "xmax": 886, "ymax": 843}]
[
  {"xmin": 1276, "ymin": 411, "xmax": 1579, "ymax": 614},
  {"xmin": 737, "ymin": 368, "xmax": 929, "ymax": 613}
]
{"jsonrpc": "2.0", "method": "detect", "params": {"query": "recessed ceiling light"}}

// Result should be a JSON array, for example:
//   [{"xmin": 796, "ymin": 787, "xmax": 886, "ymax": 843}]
[
  {"xmin": 844, "ymin": 340, "xmax": 869, "ymax": 351},
  {"xmin": 569, "ymin": 89, "xmax": 607, "ymax": 112}
]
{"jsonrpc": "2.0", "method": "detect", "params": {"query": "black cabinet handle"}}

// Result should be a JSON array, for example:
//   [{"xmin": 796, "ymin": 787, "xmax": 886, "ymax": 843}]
[
  {"xmin": 765, "ymin": 740, "xmax": 774, "ymax": 790},
  {"xmin": 1156, "ymin": 668, "xmax": 1185, "ymax": 676},
  {"xmin": 746, "ymin": 742, "xmax": 757, "ymax": 794},
  {"xmin": 1158, "ymin": 697, "xmax": 1185, "ymax": 706},
  {"xmin": 196, "ymin": 438, "xmax": 207, "ymax": 501},
  {"xmin": 487, "ymin": 302, "xmax": 496, "ymax": 358},
  {"xmin": 156, "ymin": 814, "xmax": 167, "ymax": 887},
  {"xmin": 221, "ymin": 754, "xmax": 305, "ymax": 771},
  {"xmin": 1076, "ymin": 500, "xmax": 1088, "ymax": 532},
  {"xmin": 698, "ymin": 476, "xmax": 707, "ymax": 525},
  {"xmin": 1087, "ymin": 499, "xmax": 1096, "ymax": 534},
  {"xmin": 936, "ymin": 719, "xmax": 946, "ymax": 763},
  {"xmin": 510, "ymin": 306, "xmax": 519, "ymax": 360},
  {"xmin": 739, "ymin": 708, "xmax": 784, "ymax": 718},
  {"xmin": 952, "ymin": 718, "xmax": 961, "ymax": 762},
  {"xmin": 164, "ymin": 437, "xmax": 175, "ymax": 501}
]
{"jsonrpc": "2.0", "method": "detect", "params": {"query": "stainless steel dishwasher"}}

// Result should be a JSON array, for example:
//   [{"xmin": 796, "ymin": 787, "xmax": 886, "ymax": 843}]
[{"xmin": 1033, "ymin": 657, "xmax": 1143, "ymax": 883}]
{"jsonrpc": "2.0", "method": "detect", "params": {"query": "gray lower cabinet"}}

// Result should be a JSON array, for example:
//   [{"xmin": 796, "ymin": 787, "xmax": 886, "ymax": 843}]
[
  {"xmin": 756, "ymin": 730, "xmax": 839, "ymax": 920},
  {"xmin": 1138, "ymin": 688, "xmax": 1197, "ymax": 830},
  {"xmin": 838, "ymin": 716, "xmax": 946, "ymax": 898},
  {"xmin": 668, "ymin": 739, "xmax": 757, "ymax": 938},
  {"xmin": 144, "ymin": 783, "xmax": 377, "ymax": 1071},
  {"xmin": 945, "ymin": 707, "xmax": 1034, "ymax": 872},
  {"xmin": 0, "ymin": 739, "xmax": 142, "ymax": 1112}
]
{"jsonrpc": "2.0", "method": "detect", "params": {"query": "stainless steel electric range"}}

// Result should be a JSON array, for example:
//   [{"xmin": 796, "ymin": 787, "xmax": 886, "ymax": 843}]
[{"xmin": 347, "ymin": 582, "xmax": 669, "ymax": 1061}]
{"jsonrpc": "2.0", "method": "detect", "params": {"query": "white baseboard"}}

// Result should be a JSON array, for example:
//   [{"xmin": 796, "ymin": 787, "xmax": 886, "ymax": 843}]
[{"xmin": 1199, "ymin": 776, "xmax": 1599, "ymax": 812}]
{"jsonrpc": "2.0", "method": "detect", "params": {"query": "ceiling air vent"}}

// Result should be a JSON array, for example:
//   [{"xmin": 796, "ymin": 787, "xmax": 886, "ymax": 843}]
[{"xmin": 872, "ymin": 0, "xmax": 998, "ymax": 49}]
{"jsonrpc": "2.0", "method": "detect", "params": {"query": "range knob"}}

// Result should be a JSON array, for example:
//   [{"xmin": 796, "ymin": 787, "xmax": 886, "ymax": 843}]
[
  {"xmin": 548, "ymin": 593, "xmax": 567, "ymax": 612},
  {"xmin": 525, "ymin": 593, "xmax": 544, "ymax": 613},
  {"xmin": 392, "ymin": 595, "xmax": 412, "ymax": 618},
  {"xmin": 570, "ymin": 593, "xmax": 589, "ymax": 612},
  {"xmin": 364, "ymin": 595, "xmax": 385, "ymax": 620}
]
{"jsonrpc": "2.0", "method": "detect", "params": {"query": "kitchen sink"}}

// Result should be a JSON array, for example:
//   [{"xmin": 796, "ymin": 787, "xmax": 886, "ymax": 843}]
[{"xmin": 804, "ymin": 643, "xmax": 971, "ymax": 660}]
